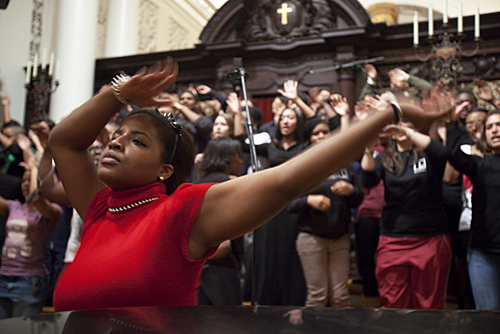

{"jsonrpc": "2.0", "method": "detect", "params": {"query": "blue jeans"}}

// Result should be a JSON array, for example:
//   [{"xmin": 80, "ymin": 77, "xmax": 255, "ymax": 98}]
[
  {"xmin": 0, "ymin": 274, "xmax": 48, "ymax": 319},
  {"xmin": 468, "ymin": 249, "xmax": 500, "ymax": 310}
]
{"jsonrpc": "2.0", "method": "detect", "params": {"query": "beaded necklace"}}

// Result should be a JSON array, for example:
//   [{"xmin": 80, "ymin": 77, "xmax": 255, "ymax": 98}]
[{"xmin": 108, "ymin": 197, "xmax": 159, "ymax": 213}]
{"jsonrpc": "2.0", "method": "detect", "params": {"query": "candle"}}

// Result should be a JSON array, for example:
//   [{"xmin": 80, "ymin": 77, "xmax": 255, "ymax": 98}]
[
  {"xmin": 475, "ymin": 3, "xmax": 480, "ymax": 38},
  {"xmin": 428, "ymin": 4, "xmax": 433, "ymax": 36},
  {"xmin": 25, "ymin": 61, "xmax": 32, "ymax": 85},
  {"xmin": 55, "ymin": 59, "xmax": 60, "ymax": 82},
  {"xmin": 33, "ymin": 53, "xmax": 38, "ymax": 77},
  {"xmin": 41, "ymin": 47, "xmax": 47, "ymax": 70},
  {"xmin": 443, "ymin": 0, "xmax": 448, "ymax": 24},
  {"xmin": 48, "ymin": 51, "xmax": 54, "ymax": 76},
  {"xmin": 458, "ymin": 1, "xmax": 463, "ymax": 33},
  {"xmin": 413, "ymin": 11, "xmax": 419, "ymax": 45}
]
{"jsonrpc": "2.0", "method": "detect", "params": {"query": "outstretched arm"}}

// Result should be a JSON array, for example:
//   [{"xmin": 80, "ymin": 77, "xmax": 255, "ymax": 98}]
[
  {"xmin": 189, "ymin": 97, "xmax": 448, "ymax": 259},
  {"xmin": 48, "ymin": 58, "xmax": 178, "ymax": 218}
]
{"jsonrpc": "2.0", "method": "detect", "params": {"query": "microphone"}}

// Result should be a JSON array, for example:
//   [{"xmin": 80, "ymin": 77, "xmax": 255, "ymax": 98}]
[{"xmin": 308, "ymin": 56, "xmax": 385, "ymax": 75}]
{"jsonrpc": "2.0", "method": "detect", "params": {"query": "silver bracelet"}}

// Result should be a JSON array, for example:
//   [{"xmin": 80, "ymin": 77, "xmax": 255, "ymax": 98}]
[
  {"xmin": 111, "ymin": 74, "xmax": 132, "ymax": 105},
  {"xmin": 387, "ymin": 92, "xmax": 404, "ymax": 124}
]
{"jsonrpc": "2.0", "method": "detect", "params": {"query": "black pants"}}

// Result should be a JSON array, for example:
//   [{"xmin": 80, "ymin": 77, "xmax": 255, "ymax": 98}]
[{"xmin": 355, "ymin": 217, "xmax": 380, "ymax": 297}]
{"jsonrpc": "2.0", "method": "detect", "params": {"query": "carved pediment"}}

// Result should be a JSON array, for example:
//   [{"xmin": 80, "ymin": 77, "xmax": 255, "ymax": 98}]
[
  {"xmin": 242, "ymin": 0, "xmax": 336, "ymax": 42},
  {"xmin": 199, "ymin": 0, "xmax": 370, "ymax": 45}
]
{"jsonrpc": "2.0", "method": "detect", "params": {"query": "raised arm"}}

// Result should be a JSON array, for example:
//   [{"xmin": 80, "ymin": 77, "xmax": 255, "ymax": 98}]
[
  {"xmin": 2, "ymin": 95, "xmax": 11, "ymax": 124},
  {"xmin": 48, "ymin": 58, "xmax": 178, "ymax": 218},
  {"xmin": 330, "ymin": 94, "xmax": 350, "ymax": 132},
  {"xmin": 277, "ymin": 80, "xmax": 315, "ymax": 119},
  {"xmin": 226, "ymin": 92, "xmax": 245, "ymax": 137}
]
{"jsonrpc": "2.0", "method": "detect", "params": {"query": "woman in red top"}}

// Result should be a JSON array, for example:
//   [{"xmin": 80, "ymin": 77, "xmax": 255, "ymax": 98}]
[{"xmin": 49, "ymin": 58, "xmax": 450, "ymax": 311}]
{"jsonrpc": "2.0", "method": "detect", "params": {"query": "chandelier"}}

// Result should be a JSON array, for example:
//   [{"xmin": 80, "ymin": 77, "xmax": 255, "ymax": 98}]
[{"xmin": 413, "ymin": 1, "xmax": 480, "ymax": 86}]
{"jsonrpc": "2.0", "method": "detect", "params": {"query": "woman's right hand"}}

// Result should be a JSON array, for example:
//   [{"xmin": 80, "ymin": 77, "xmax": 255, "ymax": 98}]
[
  {"xmin": 307, "ymin": 194, "xmax": 331, "ymax": 211},
  {"xmin": 120, "ymin": 57, "xmax": 178, "ymax": 108}
]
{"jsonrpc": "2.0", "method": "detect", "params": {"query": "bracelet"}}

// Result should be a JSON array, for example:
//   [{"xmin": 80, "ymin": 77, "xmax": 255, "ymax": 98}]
[
  {"xmin": 111, "ymin": 74, "xmax": 132, "ymax": 105},
  {"xmin": 387, "ymin": 92, "xmax": 404, "ymax": 124}
]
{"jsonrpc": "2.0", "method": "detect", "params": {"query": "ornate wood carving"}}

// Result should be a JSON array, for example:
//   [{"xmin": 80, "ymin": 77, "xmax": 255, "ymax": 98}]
[{"xmin": 242, "ymin": 0, "xmax": 336, "ymax": 42}]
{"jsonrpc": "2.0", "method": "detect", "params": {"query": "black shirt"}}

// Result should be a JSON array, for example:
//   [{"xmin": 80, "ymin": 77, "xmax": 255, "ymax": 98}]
[
  {"xmin": 447, "ymin": 122, "xmax": 500, "ymax": 253},
  {"xmin": 361, "ymin": 140, "xmax": 449, "ymax": 237},
  {"xmin": 288, "ymin": 167, "xmax": 363, "ymax": 239}
]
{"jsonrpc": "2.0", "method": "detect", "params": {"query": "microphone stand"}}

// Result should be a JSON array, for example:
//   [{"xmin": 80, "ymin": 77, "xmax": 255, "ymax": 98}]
[
  {"xmin": 226, "ymin": 61, "xmax": 259, "ymax": 306},
  {"xmin": 307, "ymin": 56, "xmax": 385, "ymax": 75}
]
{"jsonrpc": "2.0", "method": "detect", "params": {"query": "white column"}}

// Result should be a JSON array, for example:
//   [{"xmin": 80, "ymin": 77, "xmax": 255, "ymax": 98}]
[
  {"xmin": 104, "ymin": 0, "xmax": 139, "ymax": 57},
  {"xmin": 50, "ymin": 0, "xmax": 99, "ymax": 123}
]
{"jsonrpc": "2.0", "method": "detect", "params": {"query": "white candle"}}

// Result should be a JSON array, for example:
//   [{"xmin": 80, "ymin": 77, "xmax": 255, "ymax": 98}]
[
  {"xmin": 55, "ymin": 59, "xmax": 60, "ymax": 82},
  {"xmin": 475, "ymin": 3, "xmax": 480, "ymax": 38},
  {"xmin": 25, "ymin": 61, "xmax": 32, "ymax": 85},
  {"xmin": 428, "ymin": 4, "xmax": 434, "ymax": 36},
  {"xmin": 443, "ymin": 0, "xmax": 448, "ymax": 24},
  {"xmin": 458, "ymin": 1, "xmax": 463, "ymax": 33},
  {"xmin": 33, "ymin": 54, "xmax": 38, "ymax": 77},
  {"xmin": 48, "ymin": 51, "xmax": 54, "ymax": 76},
  {"xmin": 413, "ymin": 11, "xmax": 419, "ymax": 45},
  {"xmin": 41, "ymin": 47, "xmax": 47, "ymax": 70}
]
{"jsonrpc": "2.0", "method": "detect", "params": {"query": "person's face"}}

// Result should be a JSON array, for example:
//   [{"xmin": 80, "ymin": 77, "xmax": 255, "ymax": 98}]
[
  {"xmin": 2, "ymin": 127, "xmax": 17, "ymax": 140},
  {"xmin": 459, "ymin": 92, "xmax": 476, "ymax": 113},
  {"xmin": 279, "ymin": 109, "xmax": 297, "ymax": 137},
  {"xmin": 179, "ymin": 92, "xmax": 197, "ymax": 110},
  {"xmin": 485, "ymin": 114, "xmax": 500, "ymax": 154},
  {"xmin": 465, "ymin": 112, "xmax": 486, "ymax": 142},
  {"xmin": 98, "ymin": 116, "xmax": 169, "ymax": 191},
  {"xmin": 213, "ymin": 115, "xmax": 231, "ymax": 139},
  {"xmin": 309, "ymin": 123, "xmax": 330, "ymax": 144}
]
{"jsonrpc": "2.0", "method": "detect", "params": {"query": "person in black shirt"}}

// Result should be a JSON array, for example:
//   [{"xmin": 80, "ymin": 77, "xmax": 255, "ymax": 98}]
[
  {"xmin": 361, "ymin": 121, "xmax": 451, "ymax": 309},
  {"xmin": 196, "ymin": 138, "xmax": 243, "ymax": 305},
  {"xmin": 288, "ymin": 118, "xmax": 363, "ymax": 307},
  {"xmin": 447, "ymin": 109, "xmax": 500, "ymax": 310}
]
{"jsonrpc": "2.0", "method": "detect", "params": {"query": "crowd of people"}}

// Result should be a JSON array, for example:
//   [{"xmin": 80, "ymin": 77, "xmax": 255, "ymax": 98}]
[{"xmin": 0, "ymin": 57, "xmax": 499, "ymax": 319}]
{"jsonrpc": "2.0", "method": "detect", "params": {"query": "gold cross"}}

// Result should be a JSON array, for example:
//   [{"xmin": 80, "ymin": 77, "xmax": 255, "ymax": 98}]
[{"xmin": 277, "ymin": 3, "xmax": 293, "ymax": 25}]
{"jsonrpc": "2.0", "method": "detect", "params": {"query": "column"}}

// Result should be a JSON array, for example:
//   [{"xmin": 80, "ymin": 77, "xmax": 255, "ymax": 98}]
[
  {"xmin": 49, "ymin": 0, "xmax": 99, "ymax": 123},
  {"xmin": 104, "ymin": 0, "xmax": 139, "ymax": 58}
]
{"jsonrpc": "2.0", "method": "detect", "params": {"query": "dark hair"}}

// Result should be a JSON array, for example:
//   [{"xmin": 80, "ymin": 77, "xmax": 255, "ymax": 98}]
[
  {"xmin": 2, "ymin": 120, "xmax": 22, "ymax": 129},
  {"xmin": 273, "ymin": 108, "xmax": 304, "ymax": 147},
  {"xmin": 32, "ymin": 118, "xmax": 56, "ymax": 130},
  {"xmin": 276, "ymin": 95, "xmax": 288, "ymax": 105},
  {"xmin": 0, "ymin": 147, "xmax": 6, "ymax": 169},
  {"xmin": 248, "ymin": 106, "xmax": 263, "ymax": 128},
  {"xmin": 200, "ymin": 138, "xmax": 241, "ymax": 175},
  {"xmin": 124, "ymin": 109, "xmax": 195, "ymax": 195},
  {"xmin": 381, "ymin": 138, "xmax": 422, "ymax": 175},
  {"xmin": 298, "ymin": 91, "xmax": 311, "ymax": 106},
  {"xmin": 302, "ymin": 117, "xmax": 328, "ymax": 142}
]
